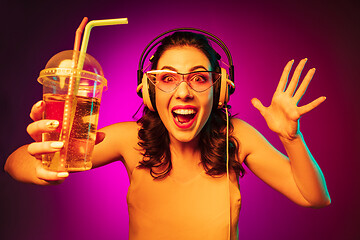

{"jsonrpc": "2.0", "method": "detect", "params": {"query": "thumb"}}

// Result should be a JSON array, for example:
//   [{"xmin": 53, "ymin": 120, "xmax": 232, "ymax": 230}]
[
  {"xmin": 251, "ymin": 98, "xmax": 266, "ymax": 115},
  {"xmin": 95, "ymin": 131, "xmax": 106, "ymax": 145},
  {"xmin": 35, "ymin": 165, "xmax": 68, "ymax": 185}
]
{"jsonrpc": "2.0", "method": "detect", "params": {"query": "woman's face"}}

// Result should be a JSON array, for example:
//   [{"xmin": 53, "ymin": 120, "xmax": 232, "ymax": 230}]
[{"xmin": 155, "ymin": 46, "xmax": 214, "ymax": 144}]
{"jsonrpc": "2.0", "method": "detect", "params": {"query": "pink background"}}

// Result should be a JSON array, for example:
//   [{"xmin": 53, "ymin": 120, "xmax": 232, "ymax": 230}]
[{"xmin": 1, "ymin": 0, "xmax": 359, "ymax": 239}]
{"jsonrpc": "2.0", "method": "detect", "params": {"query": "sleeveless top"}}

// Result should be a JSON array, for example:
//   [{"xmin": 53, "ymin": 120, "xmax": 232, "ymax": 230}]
[{"xmin": 127, "ymin": 165, "xmax": 241, "ymax": 240}]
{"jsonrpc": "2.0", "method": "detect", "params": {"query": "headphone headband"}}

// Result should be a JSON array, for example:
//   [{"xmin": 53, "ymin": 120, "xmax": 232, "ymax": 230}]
[
  {"xmin": 138, "ymin": 28, "xmax": 235, "ymax": 89},
  {"xmin": 139, "ymin": 28, "xmax": 233, "ymax": 67}
]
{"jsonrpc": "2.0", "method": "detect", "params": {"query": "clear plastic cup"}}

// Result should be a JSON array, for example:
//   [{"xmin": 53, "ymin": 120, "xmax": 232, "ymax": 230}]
[{"xmin": 37, "ymin": 50, "xmax": 107, "ymax": 171}]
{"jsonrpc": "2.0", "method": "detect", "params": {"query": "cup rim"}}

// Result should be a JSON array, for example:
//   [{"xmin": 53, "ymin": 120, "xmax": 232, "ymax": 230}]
[{"xmin": 37, "ymin": 67, "xmax": 108, "ymax": 88}]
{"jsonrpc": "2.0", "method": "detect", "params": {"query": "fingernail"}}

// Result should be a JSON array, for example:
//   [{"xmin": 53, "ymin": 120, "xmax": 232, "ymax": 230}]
[
  {"xmin": 50, "ymin": 142, "xmax": 64, "ymax": 149},
  {"xmin": 57, "ymin": 172, "xmax": 69, "ymax": 178},
  {"xmin": 46, "ymin": 120, "xmax": 59, "ymax": 129},
  {"xmin": 35, "ymin": 101, "xmax": 44, "ymax": 108}
]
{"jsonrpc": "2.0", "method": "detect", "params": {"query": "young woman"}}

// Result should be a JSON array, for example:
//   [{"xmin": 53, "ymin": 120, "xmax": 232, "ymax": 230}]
[{"xmin": 5, "ymin": 31, "xmax": 330, "ymax": 240}]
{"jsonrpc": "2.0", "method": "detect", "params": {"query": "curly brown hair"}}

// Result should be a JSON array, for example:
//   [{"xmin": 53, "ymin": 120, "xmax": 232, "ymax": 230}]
[{"xmin": 137, "ymin": 31, "xmax": 245, "ymax": 179}]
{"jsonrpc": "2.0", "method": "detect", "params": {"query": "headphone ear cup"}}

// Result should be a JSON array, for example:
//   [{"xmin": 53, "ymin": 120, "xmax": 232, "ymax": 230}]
[
  {"xmin": 141, "ymin": 73, "xmax": 155, "ymax": 111},
  {"xmin": 218, "ymin": 68, "xmax": 230, "ymax": 109}
]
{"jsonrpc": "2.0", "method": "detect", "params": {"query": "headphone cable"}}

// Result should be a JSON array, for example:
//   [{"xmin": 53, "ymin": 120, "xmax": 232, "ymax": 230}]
[{"xmin": 225, "ymin": 105, "xmax": 231, "ymax": 240}]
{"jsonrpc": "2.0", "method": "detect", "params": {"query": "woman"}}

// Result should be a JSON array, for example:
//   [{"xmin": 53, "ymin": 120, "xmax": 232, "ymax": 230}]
[{"xmin": 5, "ymin": 31, "xmax": 330, "ymax": 239}]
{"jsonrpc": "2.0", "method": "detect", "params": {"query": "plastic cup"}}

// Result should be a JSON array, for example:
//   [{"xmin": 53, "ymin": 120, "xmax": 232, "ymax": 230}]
[{"xmin": 37, "ymin": 50, "xmax": 107, "ymax": 171}]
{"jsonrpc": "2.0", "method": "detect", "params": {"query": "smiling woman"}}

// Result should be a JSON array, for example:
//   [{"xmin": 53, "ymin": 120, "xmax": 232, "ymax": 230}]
[
  {"xmin": 137, "ymin": 31, "xmax": 244, "ymax": 184},
  {"xmin": 4, "ymin": 29, "xmax": 330, "ymax": 240}
]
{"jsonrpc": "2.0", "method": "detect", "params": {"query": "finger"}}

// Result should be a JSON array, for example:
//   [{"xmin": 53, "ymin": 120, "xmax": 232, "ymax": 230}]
[
  {"xmin": 299, "ymin": 96, "xmax": 326, "ymax": 115},
  {"xmin": 275, "ymin": 60, "xmax": 294, "ymax": 93},
  {"xmin": 285, "ymin": 58, "xmax": 307, "ymax": 96},
  {"xmin": 30, "ymin": 100, "xmax": 45, "ymax": 121},
  {"xmin": 27, "ymin": 120, "xmax": 60, "ymax": 142},
  {"xmin": 36, "ymin": 165, "xmax": 69, "ymax": 182},
  {"xmin": 95, "ymin": 131, "xmax": 106, "ymax": 145},
  {"xmin": 251, "ymin": 98, "xmax": 266, "ymax": 116},
  {"xmin": 27, "ymin": 141, "xmax": 64, "ymax": 156},
  {"xmin": 293, "ymin": 68, "xmax": 316, "ymax": 103}
]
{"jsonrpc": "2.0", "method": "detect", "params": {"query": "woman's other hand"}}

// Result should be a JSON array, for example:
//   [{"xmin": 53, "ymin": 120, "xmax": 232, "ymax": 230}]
[{"xmin": 251, "ymin": 59, "xmax": 326, "ymax": 141}]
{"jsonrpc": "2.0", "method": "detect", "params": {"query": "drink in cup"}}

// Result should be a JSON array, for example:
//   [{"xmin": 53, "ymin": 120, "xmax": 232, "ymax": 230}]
[{"xmin": 38, "ymin": 50, "xmax": 107, "ymax": 171}]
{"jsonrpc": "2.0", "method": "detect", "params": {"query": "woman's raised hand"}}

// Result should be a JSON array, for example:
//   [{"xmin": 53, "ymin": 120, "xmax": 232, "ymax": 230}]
[{"xmin": 251, "ymin": 59, "xmax": 326, "ymax": 141}]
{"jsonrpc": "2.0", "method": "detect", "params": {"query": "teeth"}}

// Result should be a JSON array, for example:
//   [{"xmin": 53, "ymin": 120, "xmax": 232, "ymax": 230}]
[{"xmin": 173, "ymin": 108, "xmax": 196, "ymax": 115}]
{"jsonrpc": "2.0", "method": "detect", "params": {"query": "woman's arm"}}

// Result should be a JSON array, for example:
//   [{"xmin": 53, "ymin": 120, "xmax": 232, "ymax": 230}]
[
  {"xmin": 90, "ymin": 121, "xmax": 141, "ymax": 174},
  {"xmin": 234, "ymin": 119, "xmax": 330, "ymax": 207},
  {"xmin": 235, "ymin": 59, "xmax": 330, "ymax": 207},
  {"xmin": 5, "ymin": 144, "xmax": 69, "ymax": 185},
  {"xmin": 4, "ymin": 101, "xmax": 140, "ymax": 185}
]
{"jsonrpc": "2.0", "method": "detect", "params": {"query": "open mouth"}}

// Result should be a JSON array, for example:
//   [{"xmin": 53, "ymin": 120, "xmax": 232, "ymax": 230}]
[{"xmin": 172, "ymin": 107, "xmax": 197, "ymax": 128}]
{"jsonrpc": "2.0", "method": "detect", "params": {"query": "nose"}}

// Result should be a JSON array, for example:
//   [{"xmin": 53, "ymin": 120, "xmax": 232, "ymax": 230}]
[{"xmin": 174, "ymin": 81, "xmax": 193, "ymax": 100}]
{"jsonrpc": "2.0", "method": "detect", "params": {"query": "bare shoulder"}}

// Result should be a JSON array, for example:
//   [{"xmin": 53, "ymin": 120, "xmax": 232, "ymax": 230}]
[
  {"xmin": 92, "ymin": 121, "xmax": 142, "ymax": 173},
  {"xmin": 99, "ymin": 121, "xmax": 140, "ymax": 150},
  {"xmin": 231, "ymin": 117, "xmax": 268, "ymax": 163},
  {"xmin": 231, "ymin": 117, "xmax": 260, "ymax": 141},
  {"xmin": 100, "ymin": 121, "xmax": 140, "ymax": 137},
  {"xmin": 231, "ymin": 117, "xmax": 251, "ymax": 131}
]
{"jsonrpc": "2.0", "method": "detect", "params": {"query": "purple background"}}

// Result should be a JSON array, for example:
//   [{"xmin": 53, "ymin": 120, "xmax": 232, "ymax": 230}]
[{"xmin": 1, "ymin": 0, "xmax": 359, "ymax": 239}]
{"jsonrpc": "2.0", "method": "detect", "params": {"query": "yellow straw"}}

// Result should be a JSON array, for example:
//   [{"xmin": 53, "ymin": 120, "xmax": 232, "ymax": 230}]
[{"xmin": 78, "ymin": 18, "xmax": 128, "ymax": 71}]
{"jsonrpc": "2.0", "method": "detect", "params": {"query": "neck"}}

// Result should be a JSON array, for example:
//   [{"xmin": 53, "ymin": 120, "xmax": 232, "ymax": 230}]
[
  {"xmin": 169, "ymin": 134, "xmax": 201, "ymax": 166},
  {"xmin": 168, "ymin": 135, "xmax": 204, "ymax": 179}
]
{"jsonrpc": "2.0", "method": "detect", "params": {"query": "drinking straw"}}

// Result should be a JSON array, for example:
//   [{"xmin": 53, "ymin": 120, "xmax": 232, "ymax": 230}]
[
  {"xmin": 77, "ymin": 18, "xmax": 128, "ymax": 73},
  {"xmin": 57, "ymin": 18, "xmax": 128, "ymax": 170},
  {"xmin": 74, "ymin": 17, "xmax": 89, "ymax": 51}
]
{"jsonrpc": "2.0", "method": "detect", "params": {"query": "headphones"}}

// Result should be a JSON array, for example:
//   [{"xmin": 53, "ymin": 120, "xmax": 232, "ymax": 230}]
[{"xmin": 136, "ymin": 28, "xmax": 235, "ymax": 111}]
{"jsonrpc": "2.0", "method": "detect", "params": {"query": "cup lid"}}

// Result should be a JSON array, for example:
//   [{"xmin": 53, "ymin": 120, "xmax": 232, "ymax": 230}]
[{"xmin": 38, "ymin": 50, "xmax": 107, "ymax": 88}]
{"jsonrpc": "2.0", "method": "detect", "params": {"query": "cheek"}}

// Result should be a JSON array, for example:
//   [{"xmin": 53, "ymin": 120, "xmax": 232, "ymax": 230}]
[
  {"xmin": 154, "ymin": 89, "xmax": 166, "ymax": 109},
  {"xmin": 206, "ymin": 89, "xmax": 214, "ymax": 111},
  {"xmin": 154, "ymin": 91, "xmax": 170, "ymax": 120},
  {"xmin": 201, "ymin": 90, "xmax": 214, "ymax": 122}
]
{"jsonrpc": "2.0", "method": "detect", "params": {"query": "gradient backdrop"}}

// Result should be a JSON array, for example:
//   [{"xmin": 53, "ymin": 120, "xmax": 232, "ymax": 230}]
[{"xmin": 1, "ymin": 0, "xmax": 359, "ymax": 239}]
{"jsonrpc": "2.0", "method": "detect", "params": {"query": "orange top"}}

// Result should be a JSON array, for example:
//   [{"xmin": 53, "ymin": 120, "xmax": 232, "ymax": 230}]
[{"xmin": 127, "ymin": 166, "xmax": 241, "ymax": 240}]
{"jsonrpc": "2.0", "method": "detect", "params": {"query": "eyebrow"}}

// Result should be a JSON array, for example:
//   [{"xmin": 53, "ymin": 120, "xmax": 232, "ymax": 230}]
[{"xmin": 160, "ymin": 65, "xmax": 209, "ymax": 72}]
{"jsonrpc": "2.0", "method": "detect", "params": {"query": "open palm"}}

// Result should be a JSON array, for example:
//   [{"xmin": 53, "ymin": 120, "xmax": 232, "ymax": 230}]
[{"xmin": 251, "ymin": 59, "xmax": 326, "ymax": 140}]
